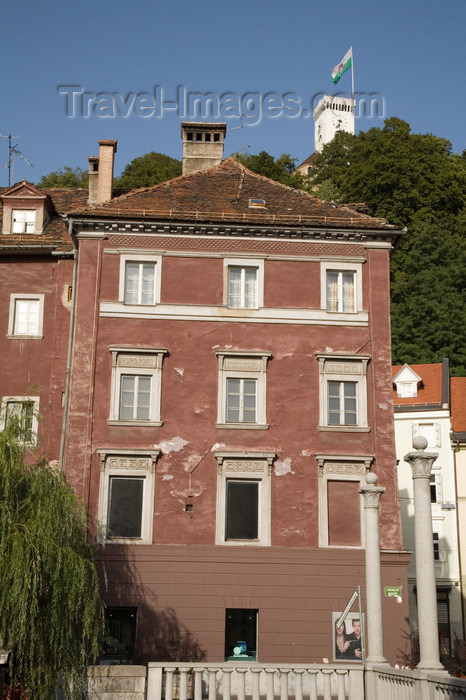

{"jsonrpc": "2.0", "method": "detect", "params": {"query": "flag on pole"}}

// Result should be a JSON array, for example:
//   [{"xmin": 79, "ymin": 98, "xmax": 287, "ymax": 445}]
[{"xmin": 331, "ymin": 48, "xmax": 352, "ymax": 84}]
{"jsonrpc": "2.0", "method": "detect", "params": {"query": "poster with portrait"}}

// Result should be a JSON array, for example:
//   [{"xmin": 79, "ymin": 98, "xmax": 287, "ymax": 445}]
[{"xmin": 332, "ymin": 612, "xmax": 364, "ymax": 662}]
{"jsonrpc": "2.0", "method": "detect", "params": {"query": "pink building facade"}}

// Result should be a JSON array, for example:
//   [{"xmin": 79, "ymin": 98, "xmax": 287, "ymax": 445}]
[{"xmin": 1, "ymin": 128, "xmax": 410, "ymax": 666}]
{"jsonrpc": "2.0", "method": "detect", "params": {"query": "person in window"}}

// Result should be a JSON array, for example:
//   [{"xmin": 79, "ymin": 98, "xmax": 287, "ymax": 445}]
[
  {"xmin": 345, "ymin": 619, "xmax": 362, "ymax": 659},
  {"xmin": 335, "ymin": 623, "xmax": 352, "ymax": 659}
]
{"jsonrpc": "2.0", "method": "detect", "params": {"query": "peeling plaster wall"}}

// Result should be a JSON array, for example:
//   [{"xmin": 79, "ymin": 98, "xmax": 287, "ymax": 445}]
[
  {"xmin": 64, "ymin": 232, "xmax": 408, "ymax": 663},
  {"xmin": 0, "ymin": 255, "xmax": 74, "ymax": 460}
]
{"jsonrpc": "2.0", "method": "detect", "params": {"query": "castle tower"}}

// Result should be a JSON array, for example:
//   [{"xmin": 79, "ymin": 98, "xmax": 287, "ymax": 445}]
[{"xmin": 313, "ymin": 95, "xmax": 355, "ymax": 152}]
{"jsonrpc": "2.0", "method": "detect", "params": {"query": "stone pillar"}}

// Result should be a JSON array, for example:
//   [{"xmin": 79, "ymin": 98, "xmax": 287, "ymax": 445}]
[
  {"xmin": 404, "ymin": 436, "xmax": 444, "ymax": 671},
  {"xmin": 359, "ymin": 473, "xmax": 387, "ymax": 663}
]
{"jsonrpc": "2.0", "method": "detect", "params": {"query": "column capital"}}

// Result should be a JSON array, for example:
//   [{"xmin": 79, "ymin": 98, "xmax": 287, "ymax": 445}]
[
  {"xmin": 404, "ymin": 437, "xmax": 438, "ymax": 479},
  {"xmin": 359, "ymin": 484, "xmax": 385, "ymax": 508}
]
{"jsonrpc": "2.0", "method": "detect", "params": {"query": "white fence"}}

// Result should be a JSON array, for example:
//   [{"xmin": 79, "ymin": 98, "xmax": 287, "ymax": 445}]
[
  {"xmin": 87, "ymin": 662, "xmax": 466, "ymax": 700},
  {"xmin": 146, "ymin": 663, "xmax": 364, "ymax": 700}
]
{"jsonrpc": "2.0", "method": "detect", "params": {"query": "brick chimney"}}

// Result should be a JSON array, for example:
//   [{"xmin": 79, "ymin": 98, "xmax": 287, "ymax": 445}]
[
  {"xmin": 88, "ymin": 156, "xmax": 99, "ymax": 205},
  {"xmin": 96, "ymin": 139, "xmax": 117, "ymax": 204},
  {"xmin": 181, "ymin": 122, "xmax": 226, "ymax": 175}
]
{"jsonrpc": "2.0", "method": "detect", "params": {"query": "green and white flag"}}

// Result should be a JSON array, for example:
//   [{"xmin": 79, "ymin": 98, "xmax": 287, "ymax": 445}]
[{"xmin": 331, "ymin": 47, "xmax": 352, "ymax": 84}]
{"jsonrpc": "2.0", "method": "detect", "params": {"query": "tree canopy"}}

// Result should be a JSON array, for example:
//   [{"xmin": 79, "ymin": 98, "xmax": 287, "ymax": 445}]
[
  {"xmin": 38, "ymin": 166, "xmax": 89, "ymax": 189},
  {"xmin": 0, "ymin": 416, "xmax": 105, "ymax": 699},
  {"xmin": 312, "ymin": 118, "xmax": 466, "ymax": 375},
  {"xmin": 235, "ymin": 150, "xmax": 307, "ymax": 189},
  {"xmin": 114, "ymin": 151, "xmax": 182, "ymax": 188}
]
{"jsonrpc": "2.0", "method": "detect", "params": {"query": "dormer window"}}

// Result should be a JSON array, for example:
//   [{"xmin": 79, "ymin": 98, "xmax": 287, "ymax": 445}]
[
  {"xmin": 397, "ymin": 382, "xmax": 417, "ymax": 398},
  {"xmin": 393, "ymin": 364, "xmax": 422, "ymax": 399},
  {"xmin": 12, "ymin": 209, "xmax": 36, "ymax": 234}
]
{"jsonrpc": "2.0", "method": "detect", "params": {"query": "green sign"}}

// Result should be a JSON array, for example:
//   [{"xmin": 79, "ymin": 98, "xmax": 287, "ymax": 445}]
[{"xmin": 384, "ymin": 586, "xmax": 402, "ymax": 598}]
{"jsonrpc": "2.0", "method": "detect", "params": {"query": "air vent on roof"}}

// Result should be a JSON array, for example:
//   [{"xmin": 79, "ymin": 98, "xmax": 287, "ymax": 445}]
[{"xmin": 249, "ymin": 198, "xmax": 266, "ymax": 208}]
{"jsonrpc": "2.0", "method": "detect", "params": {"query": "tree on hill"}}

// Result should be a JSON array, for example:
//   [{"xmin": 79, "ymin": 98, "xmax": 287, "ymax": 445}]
[
  {"xmin": 312, "ymin": 118, "xmax": 466, "ymax": 375},
  {"xmin": 38, "ymin": 166, "xmax": 89, "ymax": 189},
  {"xmin": 0, "ymin": 414, "xmax": 105, "ymax": 699},
  {"xmin": 235, "ymin": 150, "xmax": 307, "ymax": 189},
  {"xmin": 114, "ymin": 151, "xmax": 182, "ymax": 188}
]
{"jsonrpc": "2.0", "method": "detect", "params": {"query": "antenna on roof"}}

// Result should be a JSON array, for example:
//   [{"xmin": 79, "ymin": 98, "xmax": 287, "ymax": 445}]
[
  {"xmin": 0, "ymin": 134, "xmax": 33, "ymax": 187},
  {"xmin": 227, "ymin": 145, "xmax": 250, "ymax": 159}
]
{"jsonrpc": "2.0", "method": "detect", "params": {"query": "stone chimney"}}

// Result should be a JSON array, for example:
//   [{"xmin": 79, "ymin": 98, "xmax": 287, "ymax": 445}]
[
  {"xmin": 88, "ymin": 156, "xmax": 99, "ymax": 205},
  {"xmin": 96, "ymin": 139, "xmax": 117, "ymax": 204},
  {"xmin": 181, "ymin": 122, "xmax": 226, "ymax": 175}
]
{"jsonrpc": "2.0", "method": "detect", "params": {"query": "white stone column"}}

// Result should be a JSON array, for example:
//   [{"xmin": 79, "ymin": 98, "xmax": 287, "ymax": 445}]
[
  {"xmin": 404, "ymin": 436, "xmax": 444, "ymax": 671},
  {"xmin": 359, "ymin": 473, "xmax": 387, "ymax": 663}
]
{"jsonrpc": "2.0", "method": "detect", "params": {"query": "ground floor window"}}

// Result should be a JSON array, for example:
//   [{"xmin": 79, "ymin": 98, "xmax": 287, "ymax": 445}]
[
  {"xmin": 103, "ymin": 607, "xmax": 137, "ymax": 663},
  {"xmin": 225, "ymin": 609, "xmax": 258, "ymax": 661}
]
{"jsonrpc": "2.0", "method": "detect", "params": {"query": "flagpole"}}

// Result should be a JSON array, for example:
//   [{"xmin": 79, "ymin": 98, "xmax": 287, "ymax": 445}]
[{"xmin": 351, "ymin": 46, "xmax": 354, "ymax": 105}]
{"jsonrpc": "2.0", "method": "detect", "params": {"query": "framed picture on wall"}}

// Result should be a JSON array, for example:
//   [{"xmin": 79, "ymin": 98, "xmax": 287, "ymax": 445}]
[{"xmin": 332, "ymin": 611, "xmax": 364, "ymax": 662}]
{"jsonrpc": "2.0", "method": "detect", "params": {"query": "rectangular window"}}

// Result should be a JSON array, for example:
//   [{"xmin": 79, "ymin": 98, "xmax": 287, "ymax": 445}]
[
  {"xmin": 124, "ymin": 261, "xmax": 156, "ymax": 305},
  {"xmin": 225, "ymin": 609, "xmax": 258, "ymax": 661},
  {"xmin": 216, "ymin": 351, "xmax": 269, "ymax": 429},
  {"xmin": 433, "ymin": 532, "xmax": 440, "ymax": 560},
  {"xmin": 317, "ymin": 354, "xmax": 369, "ymax": 432},
  {"xmin": 98, "ymin": 450, "xmax": 159, "ymax": 544},
  {"xmin": 215, "ymin": 451, "xmax": 274, "ymax": 546},
  {"xmin": 119, "ymin": 254, "xmax": 162, "ymax": 306},
  {"xmin": 2, "ymin": 396, "xmax": 39, "ymax": 444},
  {"xmin": 228, "ymin": 266, "xmax": 258, "ymax": 309},
  {"xmin": 8, "ymin": 294, "xmax": 44, "ymax": 338},
  {"xmin": 12, "ymin": 209, "xmax": 36, "ymax": 234},
  {"xmin": 108, "ymin": 476, "xmax": 144, "ymax": 538},
  {"xmin": 326, "ymin": 270, "xmax": 356, "ymax": 312},
  {"xmin": 225, "ymin": 480, "xmax": 259, "ymax": 540},
  {"xmin": 328, "ymin": 381, "xmax": 357, "ymax": 425},
  {"xmin": 119, "ymin": 375, "xmax": 151, "ymax": 420},
  {"xmin": 109, "ymin": 348, "xmax": 166, "ymax": 426},
  {"xmin": 226, "ymin": 378, "xmax": 257, "ymax": 423},
  {"xmin": 103, "ymin": 607, "xmax": 137, "ymax": 663},
  {"xmin": 414, "ymin": 422, "xmax": 441, "ymax": 448},
  {"xmin": 5, "ymin": 400, "xmax": 34, "ymax": 442}
]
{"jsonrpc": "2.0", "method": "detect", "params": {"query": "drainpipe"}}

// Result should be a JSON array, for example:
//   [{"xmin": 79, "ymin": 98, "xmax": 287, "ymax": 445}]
[{"xmin": 58, "ymin": 217, "xmax": 78, "ymax": 470}]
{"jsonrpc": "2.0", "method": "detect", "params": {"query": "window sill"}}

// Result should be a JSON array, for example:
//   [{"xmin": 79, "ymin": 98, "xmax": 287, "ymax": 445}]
[
  {"xmin": 218, "ymin": 540, "xmax": 269, "ymax": 546},
  {"xmin": 7, "ymin": 334, "xmax": 43, "ymax": 340},
  {"xmin": 215, "ymin": 423, "xmax": 269, "ymax": 431},
  {"xmin": 107, "ymin": 420, "xmax": 163, "ymax": 427},
  {"xmin": 105, "ymin": 538, "xmax": 151, "ymax": 545},
  {"xmin": 318, "ymin": 425, "xmax": 370, "ymax": 433}
]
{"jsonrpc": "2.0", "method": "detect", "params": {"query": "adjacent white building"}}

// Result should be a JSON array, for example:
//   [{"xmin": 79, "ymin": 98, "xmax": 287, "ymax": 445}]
[{"xmin": 393, "ymin": 359, "xmax": 463, "ymax": 652}]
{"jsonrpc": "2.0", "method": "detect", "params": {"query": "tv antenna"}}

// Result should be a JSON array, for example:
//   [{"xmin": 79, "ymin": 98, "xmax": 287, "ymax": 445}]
[{"xmin": 0, "ymin": 134, "xmax": 33, "ymax": 187}]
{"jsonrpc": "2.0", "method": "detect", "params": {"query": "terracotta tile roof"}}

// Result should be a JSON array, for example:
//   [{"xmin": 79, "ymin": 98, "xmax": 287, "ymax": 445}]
[
  {"xmin": 392, "ymin": 362, "xmax": 444, "ymax": 406},
  {"xmin": 451, "ymin": 377, "xmax": 466, "ymax": 433},
  {"xmin": 0, "ymin": 184, "xmax": 88, "ymax": 254},
  {"xmin": 68, "ymin": 158, "xmax": 400, "ymax": 232}
]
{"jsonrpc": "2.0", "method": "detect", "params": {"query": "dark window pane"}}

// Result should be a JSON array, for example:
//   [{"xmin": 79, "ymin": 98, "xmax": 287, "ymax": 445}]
[
  {"xmin": 225, "ymin": 609, "xmax": 257, "ymax": 660},
  {"xmin": 108, "ymin": 477, "xmax": 144, "ymax": 538},
  {"xmin": 226, "ymin": 480, "xmax": 258, "ymax": 540},
  {"xmin": 103, "ymin": 607, "xmax": 137, "ymax": 661}
]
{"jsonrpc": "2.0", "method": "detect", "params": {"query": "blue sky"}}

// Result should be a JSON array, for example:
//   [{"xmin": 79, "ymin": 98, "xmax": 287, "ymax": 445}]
[{"xmin": 1, "ymin": 0, "xmax": 465, "ymax": 184}]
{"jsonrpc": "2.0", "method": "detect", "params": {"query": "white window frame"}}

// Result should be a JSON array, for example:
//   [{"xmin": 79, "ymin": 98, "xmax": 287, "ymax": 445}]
[
  {"xmin": 412, "ymin": 422, "xmax": 441, "ymax": 448},
  {"xmin": 216, "ymin": 351, "xmax": 270, "ymax": 429},
  {"xmin": 224, "ymin": 258, "xmax": 264, "ymax": 310},
  {"xmin": 321, "ymin": 261, "xmax": 362, "ymax": 314},
  {"xmin": 108, "ymin": 347, "xmax": 167, "ymax": 426},
  {"xmin": 8, "ymin": 294, "xmax": 45, "ymax": 338},
  {"xmin": 396, "ymin": 382, "xmax": 418, "ymax": 398},
  {"xmin": 12, "ymin": 209, "xmax": 36, "ymax": 234},
  {"xmin": 316, "ymin": 454, "xmax": 373, "ymax": 548},
  {"xmin": 317, "ymin": 354, "xmax": 370, "ymax": 432},
  {"xmin": 97, "ymin": 449, "xmax": 159, "ymax": 544},
  {"xmin": 2, "ymin": 395, "xmax": 40, "ymax": 444},
  {"xmin": 119, "ymin": 254, "xmax": 162, "ymax": 306},
  {"xmin": 214, "ymin": 451, "xmax": 274, "ymax": 546}
]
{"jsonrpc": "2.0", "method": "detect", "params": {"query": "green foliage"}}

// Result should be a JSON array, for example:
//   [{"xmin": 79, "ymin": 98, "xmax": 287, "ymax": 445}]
[
  {"xmin": 115, "ymin": 151, "xmax": 182, "ymax": 188},
  {"xmin": 235, "ymin": 150, "xmax": 308, "ymax": 189},
  {"xmin": 312, "ymin": 118, "xmax": 466, "ymax": 374},
  {"xmin": 38, "ymin": 166, "xmax": 89, "ymax": 189},
  {"xmin": 0, "ymin": 419, "xmax": 105, "ymax": 699}
]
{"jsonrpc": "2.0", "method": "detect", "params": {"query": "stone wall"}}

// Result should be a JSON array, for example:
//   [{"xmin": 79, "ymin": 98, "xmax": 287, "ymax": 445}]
[{"xmin": 87, "ymin": 665, "xmax": 146, "ymax": 700}]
